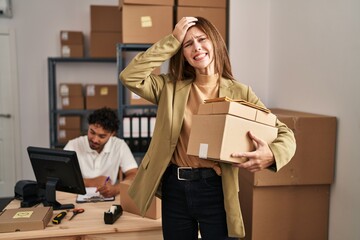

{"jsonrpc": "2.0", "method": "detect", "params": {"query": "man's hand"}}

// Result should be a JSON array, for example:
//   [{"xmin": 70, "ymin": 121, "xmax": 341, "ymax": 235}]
[
  {"xmin": 96, "ymin": 180, "xmax": 119, "ymax": 198},
  {"xmin": 84, "ymin": 176, "xmax": 120, "ymax": 198},
  {"xmin": 231, "ymin": 131, "xmax": 275, "ymax": 172}
]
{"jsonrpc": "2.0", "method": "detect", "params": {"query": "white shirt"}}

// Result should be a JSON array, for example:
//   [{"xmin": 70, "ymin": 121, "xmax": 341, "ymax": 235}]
[{"xmin": 64, "ymin": 136, "xmax": 138, "ymax": 185}]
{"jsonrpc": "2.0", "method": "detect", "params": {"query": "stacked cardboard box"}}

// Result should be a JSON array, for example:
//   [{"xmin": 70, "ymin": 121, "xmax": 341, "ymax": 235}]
[
  {"xmin": 58, "ymin": 115, "xmax": 82, "ymax": 144},
  {"xmin": 119, "ymin": 0, "xmax": 174, "ymax": 44},
  {"xmin": 187, "ymin": 97, "xmax": 278, "ymax": 164},
  {"xmin": 58, "ymin": 83, "xmax": 84, "ymax": 143},
  {"xmin": 85, "ymin": 84, "xmax": 118, "ymax": 110},
  {"xmin": 176, "ymin": 0, "xmax": 227, "ymax": 42},
  {"xmin": 60, "ymin": 31, "xmax": 84, "ymax": 57},
  {"xmin": 238, "ymin": 109, "xmax": 337, "ymax": 240},
  {"xmin": 90, "ymin": 5, "xmax": 122, "ymax": 57},
  {"xmin": 59, "ymin": 83, "xmax": 84, "ymax": 110}
]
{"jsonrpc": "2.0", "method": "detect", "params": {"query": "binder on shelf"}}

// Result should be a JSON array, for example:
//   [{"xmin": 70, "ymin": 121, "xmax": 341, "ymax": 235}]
[
  {"xmin": 140, "ymin": 116, "xmax": 149, "ymax": 152},
  {"xmin": 131, "ymin": 116, "xmax": 140, "ymax": 152},
  {"xmin": 150, "ymin": 116, "xmax": 156, "ymax": 137},
  {"xmin": 122, "ymin": 112, "xmax": 156, "ymax": 154},
  {"xmin": 123, "ymin": 116, "xmax": 132, "ymax": 150}
]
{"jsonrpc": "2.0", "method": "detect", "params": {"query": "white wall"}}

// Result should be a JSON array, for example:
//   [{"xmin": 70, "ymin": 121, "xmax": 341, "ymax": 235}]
[
  {"xmin": 0, "ymin": 0, "xmax": 359, "ymax": 239},
  {"xmin": 268, "ymin": 1, "xmax": 360, "ymax": 239},
  {"xmin": 229, "ymin": 0, "xmax": 270, "ymax": 104},
  {"xmin": 230, "ymin": 0, "xmax": 360, "ymax": 239}
]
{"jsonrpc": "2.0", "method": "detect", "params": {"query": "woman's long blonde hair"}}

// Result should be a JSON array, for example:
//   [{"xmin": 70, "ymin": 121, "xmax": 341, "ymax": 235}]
[{"xmin": 169, "ymin": 17, "xmax": 234, "ymax": 81}]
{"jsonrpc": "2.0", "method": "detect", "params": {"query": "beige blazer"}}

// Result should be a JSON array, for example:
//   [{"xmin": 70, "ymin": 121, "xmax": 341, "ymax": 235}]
[{"xmin": 119, "ymin": 34, "xmax": 296, "ymax": 238}]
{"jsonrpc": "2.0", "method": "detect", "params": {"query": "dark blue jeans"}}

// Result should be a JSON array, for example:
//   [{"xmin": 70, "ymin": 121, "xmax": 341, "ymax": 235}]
[{"xmin": 161, "ymin": 166, "xmax": 238, "ymax": 240}]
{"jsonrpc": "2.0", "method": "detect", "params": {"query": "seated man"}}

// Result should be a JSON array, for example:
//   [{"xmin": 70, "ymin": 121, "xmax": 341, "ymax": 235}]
[{"xmin": 64, "ymin": 107, "xmax": 138, "ymax": 198}]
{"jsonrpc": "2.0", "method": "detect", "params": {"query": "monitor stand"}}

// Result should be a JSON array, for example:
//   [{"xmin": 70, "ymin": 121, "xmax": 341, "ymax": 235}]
[{"xmin": 43, "ymin": 178, "xmax": 74, "ymax": 210}]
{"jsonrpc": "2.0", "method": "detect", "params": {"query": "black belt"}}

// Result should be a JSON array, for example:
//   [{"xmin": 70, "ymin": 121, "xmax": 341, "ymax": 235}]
[{"xmin": 169, "ymin": 164, "xmax": 218, "ymax": 181}]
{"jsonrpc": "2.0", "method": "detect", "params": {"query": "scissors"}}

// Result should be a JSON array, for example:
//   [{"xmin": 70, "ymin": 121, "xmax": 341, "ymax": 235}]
[{"xmin": 69, "ymin": 208, "xmax": 85, "ymax": 221}]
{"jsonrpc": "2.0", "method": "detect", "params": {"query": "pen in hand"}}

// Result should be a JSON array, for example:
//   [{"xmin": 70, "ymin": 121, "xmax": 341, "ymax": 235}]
[
  {"xmin": 96, "ymin": 176, "xmax": 111, "ymax": 195},
  {"xmin": 104, "ymin": 176, "xmax": 110, "ymax": 186}
]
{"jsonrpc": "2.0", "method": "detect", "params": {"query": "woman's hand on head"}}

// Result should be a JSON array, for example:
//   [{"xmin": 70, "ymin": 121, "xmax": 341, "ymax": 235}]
[{"xmin": 173, "ymin": 17, "xmax": 198, "ymax": 43}]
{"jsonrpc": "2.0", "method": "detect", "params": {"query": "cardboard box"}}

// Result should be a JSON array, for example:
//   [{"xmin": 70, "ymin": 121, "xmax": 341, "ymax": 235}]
[
  {"xmin": 197, "ymin": 100, "xmax": 277, "ymax": 126},
  {"xmin": 61, "ymin": 96, "xmax": 84, "ymax": 110},
  {"xmin": 59, "ymin": 83, "xmax": 83, "ymax": 97},
  {"xmin": 61, "ymin": 45, "xmax": 84, "ymax": 58},
  {"xmin": 90, "ymin": 31, "xmax": 122, "ymax": 58},
  {"xmin": 187, "ymin": 114, "xmax": 277, "ymax": 164},
  {"xmin": 85, "ymin": 84, "xmax": 118, "ymax": 110},
  {"xmin": 119, "ymin": 0, "xmax": 174, "ymax": 6},
  {"xmin": 60, "ymin": 31, "xmax": 84, "ymax": 45},
  {"xmin": 177, "ymin": 6, "xmax": 227, "ymax": 42},
  {"xmin": 90, "ymin": 5, "xmax": 122, "ymax": 32},
  {"xmin": 187, "ymin": 98, "xmax": 277, "ymax": 164},
  {"xmin": 239, "ymin": 181, "xmax": 330, "ymax": 240},
  {"xmin": 58, "ymin": 116, "xmax": 81, "ymax": 130},
  {"xmin": 0, "ymin": 207, "xmax": 53, "ymax": 233},
  {"xmin": 119, "ymin": 180, "xmax": 161, "ymax": 219},
  {"xmin": 58, "ymin": 129, "xmax": 82, "ymax": 143},
  {"xmin": 239, "ymin": 109, "xmax": 337, "ymax": 186},
  {"xmin": 121, "ymin": 5, "xmax": 173, "ymax": 44},
  {"xmin": 177, "ymin": 0, "xmax": 226, "ymax": 8},
  {"xmin": 129, "ymin": 92, "xmax": 153, "ymax": 105}
]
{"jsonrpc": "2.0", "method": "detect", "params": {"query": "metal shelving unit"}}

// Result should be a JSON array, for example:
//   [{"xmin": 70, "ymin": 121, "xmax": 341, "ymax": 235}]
[
  {"xmin": 116, "ymin": 44, "xmax": 157, "ymax": 158},
  {"xmin": 47, "ymin": 57, "xmax": 116, "ymax": 148}
]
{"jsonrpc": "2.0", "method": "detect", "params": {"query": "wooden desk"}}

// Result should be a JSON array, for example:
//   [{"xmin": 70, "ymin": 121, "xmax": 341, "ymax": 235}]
[{"xmin": 0, "ymin": 192, "xmax": 162, "ymax": 240}]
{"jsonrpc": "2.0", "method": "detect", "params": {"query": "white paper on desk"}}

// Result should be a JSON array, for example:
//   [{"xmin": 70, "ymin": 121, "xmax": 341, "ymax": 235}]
[{"xmin": 76, "ymin": 187, "xmax": 114, "ymax": 203}]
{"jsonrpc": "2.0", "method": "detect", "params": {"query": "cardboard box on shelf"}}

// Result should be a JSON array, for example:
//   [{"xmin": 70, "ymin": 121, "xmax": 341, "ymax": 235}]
[
  {"xmin": 59, "ymin": 83, "xmax": 83, "ymax": 97},
  {"xmin": 239, "ymin": 109, "xmax": 337, "ymax": 186},
  {"xmin": 177, "ymin": 0, "xmax": 226, "ymax": 8},
  {"xmin": 61, "ymin": 45, "xmax": 84, "ymax": 58},
  {"xmin": 90, "ymin": 5, "xmax": 122, "ymax": 32},
  {"xmin": 85, "ymin": 84, "xmax": 118, "ymax": 110},
  {"xmin": 60, "ymin": 96, "xmax": 84, "ymax": 110},
  {"xmin": 119, "ymin": 180, "xmax": 161, "ymax": 219},
  {"xmin": 129, "ymin": 92, "xmax": 153, "ymax": 105},
  {"xmin": 119, "ymin": 0, "xmax": 174, "ymax": 6},
  {"xmin": 0, "ymin": 207, "xmax": 53, "ymax": 233},
  {"xmin": 121, "ymin": 4, "xmax": 173, "ymax": 44},
  {"xmin": 90, "ymin": 31, "xmax": 121, "ymax": 58},
  {"xmin": 60, "ymin": 31, "xmax": 84, "ymax": 58},
  {"xmin": 239, "ymin": 181, "xmax": 330, "ymax": 240},
  {"xmin": 58, "ymin": 116, "xmax": 81, "ymax": 130},
  {"xmin": 60, "ymin": 31, "xmax": 84, "ymax": 45},
  {"xmin": 58, "ymin": 129, "xmax": 82, "ymax": 143},
  {"xmin": 187, "ymin": 98, "xmax": 278, "ymax": 164},
  {"xmin": 177, "ymin": 6, "xmax": 227, "ymax": 42}
]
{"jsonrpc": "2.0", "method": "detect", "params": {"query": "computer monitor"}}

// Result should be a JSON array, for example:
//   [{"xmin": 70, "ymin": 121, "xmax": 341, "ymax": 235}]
[{"xmin": 27, "ymin": 146, "xmax": 86, "ymax": 210}]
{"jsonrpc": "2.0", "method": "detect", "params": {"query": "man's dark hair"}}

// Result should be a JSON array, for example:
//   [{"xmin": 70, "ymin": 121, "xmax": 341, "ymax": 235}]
[{"xmin": 87, "ymin": 107, "xmax": 119, "ymax": 133}]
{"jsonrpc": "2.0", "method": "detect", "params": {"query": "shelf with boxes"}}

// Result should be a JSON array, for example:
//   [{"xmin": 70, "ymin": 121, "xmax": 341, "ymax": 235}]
[{"xmin": 48, "ymin": 57, "xmax": 117, "ymax": 148}]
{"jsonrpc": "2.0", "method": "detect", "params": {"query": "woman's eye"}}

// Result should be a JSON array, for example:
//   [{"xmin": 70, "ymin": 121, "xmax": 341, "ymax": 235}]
[{"xmin": 184, "ymin": 43, "xmax": 191, "ymax": 48}]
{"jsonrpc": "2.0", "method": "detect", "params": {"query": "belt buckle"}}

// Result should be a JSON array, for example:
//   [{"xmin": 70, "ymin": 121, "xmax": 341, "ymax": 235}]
[{"xmin": 177, "ymin": 167, "xmax": 192, "ymax": 181}]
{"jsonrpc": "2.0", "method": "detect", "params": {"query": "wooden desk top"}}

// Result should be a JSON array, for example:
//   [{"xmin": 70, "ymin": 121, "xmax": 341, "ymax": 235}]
[{"xmin": 0, "ymin": 192, "xmax": 162, "ymax": 240}]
